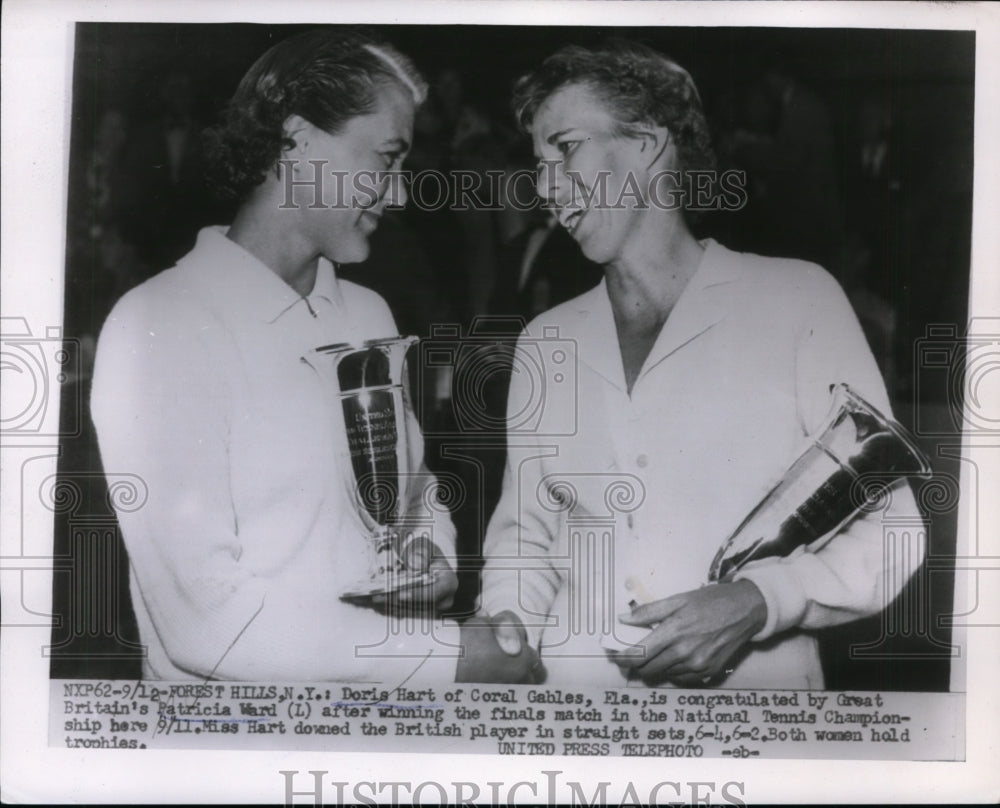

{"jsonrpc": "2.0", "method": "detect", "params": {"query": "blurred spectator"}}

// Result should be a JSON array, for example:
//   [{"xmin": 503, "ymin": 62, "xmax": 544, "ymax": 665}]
[
  {"xmin": 490, "ymin": 207, "xmax": 603, "ymax": 323},
  {"xmin": 65, "ymin": 108, "xmax": 152, "ymax": 378},
  {"xmin": 836, "ymin": 94, "xmax": 903, "ymax": 387},
  {"xmin": 720, "ymin": 65, "xmax": 844, "ymax": 269},
  {"xmin": 116, "ymin": 70, "xmax": 222, "ymax": 270},
  {"xmin": 408, "ymin": 89, "xmax": 451, "ymax": 173},
  {"xmin": 338, "ymin": 210, "xmax": 458, "ymax": 339},
  {"xmin": 841, "ymin": 95, "xmax": 901, "ymax": 273},
  {"xmin": 450, "ymin": 99, "xmax": 511, "ymax": 320},
  {"xmin": 389, "ymin": 82, "xmax": 468, "ymax": 323},
  {"xmin": 433, "ymin": 67, "xmax": 465, "ymax": 132}
]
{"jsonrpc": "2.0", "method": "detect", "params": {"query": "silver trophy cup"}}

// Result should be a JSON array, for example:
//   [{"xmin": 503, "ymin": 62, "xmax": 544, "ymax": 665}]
[
  {"xmin": 306, "ymin": 335, "xmax": 434, "ymax": 599},
  {"xmin": 708, "ymin": 383, "xmax": 932, "ymax": 582}
]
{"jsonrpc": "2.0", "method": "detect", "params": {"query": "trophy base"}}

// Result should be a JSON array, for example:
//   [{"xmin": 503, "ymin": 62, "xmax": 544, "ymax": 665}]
[{"xmin": 339, "ymin": 571, "xmax": 435, "ymax": 602}]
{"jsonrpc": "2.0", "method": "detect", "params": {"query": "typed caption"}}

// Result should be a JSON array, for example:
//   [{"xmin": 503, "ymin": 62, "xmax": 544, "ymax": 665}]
[{"xmin": 52, "ymin": 680, "xmax": 963, "ymax": 760}]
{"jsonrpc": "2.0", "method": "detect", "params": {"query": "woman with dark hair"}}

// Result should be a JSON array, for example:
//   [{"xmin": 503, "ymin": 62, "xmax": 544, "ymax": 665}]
[
  {"xmin": 471, "ymin": 40, "xmax": 923, "ymax": 688},
  {"xmin": 91, "ymin": 29, "xmax": 459, "ymax": 681}
]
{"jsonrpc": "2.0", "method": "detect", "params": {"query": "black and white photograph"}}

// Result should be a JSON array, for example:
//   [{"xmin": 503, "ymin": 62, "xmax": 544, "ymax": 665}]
[{"xmin": 2, "ymin": 0, "xmax": 998, "ymax": 804}]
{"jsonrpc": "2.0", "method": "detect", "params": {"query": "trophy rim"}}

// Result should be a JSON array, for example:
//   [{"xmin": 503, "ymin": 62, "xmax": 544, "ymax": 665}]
[
  {"xmin": 833, "ymin": 382, "xmax": 933, "ymax": 479},
  {"xmin": 312, "ymin": 335, "xmax": 419, "ymax": 355}
]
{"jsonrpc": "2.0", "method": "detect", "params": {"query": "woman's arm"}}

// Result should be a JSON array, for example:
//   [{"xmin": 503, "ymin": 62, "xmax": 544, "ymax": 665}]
[
  {"xmin": 615, "ymin": 265, "xmax": 925, "ymax": 685},
  {"xmin": 733, "ymin": 266, "xmax": 925, "ymax": 638},
  {"xmin": 479, "ymin": 334, "xmax": 567, "ymax": 652}
]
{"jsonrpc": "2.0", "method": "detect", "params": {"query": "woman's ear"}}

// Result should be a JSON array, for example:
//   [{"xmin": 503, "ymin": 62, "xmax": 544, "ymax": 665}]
[
  {"xmin": 281, "ymin": 114, "xmax": 312, "ymax": 155},
  {"xmin": 636, "ymin": 124, "xmax": 674, "ymax": 171}
]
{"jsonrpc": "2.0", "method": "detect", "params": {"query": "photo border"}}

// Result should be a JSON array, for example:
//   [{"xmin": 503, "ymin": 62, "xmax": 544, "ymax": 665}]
[{"xmin": 3, "ymin": 0, "xmax": 998, "ymax": 803}]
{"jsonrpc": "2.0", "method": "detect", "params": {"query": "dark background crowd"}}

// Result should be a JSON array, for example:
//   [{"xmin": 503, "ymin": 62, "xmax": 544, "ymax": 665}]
[{"xmin": 53, "ymin": 23, "xmax": 973, "ymax": 691}]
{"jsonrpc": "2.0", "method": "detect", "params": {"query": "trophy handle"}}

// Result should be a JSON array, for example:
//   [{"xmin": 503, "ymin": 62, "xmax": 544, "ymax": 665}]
[{"xmin": 708, "ymin": 383, "xmax": 932, "ymax": 582}]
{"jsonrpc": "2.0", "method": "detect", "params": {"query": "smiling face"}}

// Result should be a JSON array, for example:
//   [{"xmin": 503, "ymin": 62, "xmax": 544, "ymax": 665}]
[
  {"xmin": 292, "ymin": 82, "xmax": 415, "ymax": 265},
  {"xmin": 530, "ymin": 82, "xmax": 665, "ymax": 266}
]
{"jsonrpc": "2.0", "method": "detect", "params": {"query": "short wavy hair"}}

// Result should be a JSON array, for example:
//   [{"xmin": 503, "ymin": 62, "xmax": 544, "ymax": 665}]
[
  {"xmin": 204, "ymin": 28, "xmax": 427, "ymax": 202},
  {"xmin": 511, "ymin": 39, "xmax": 716, "ymax": 177}
]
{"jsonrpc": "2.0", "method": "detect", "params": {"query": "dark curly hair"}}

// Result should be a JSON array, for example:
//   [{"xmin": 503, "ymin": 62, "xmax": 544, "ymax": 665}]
[
  {"xmin": 511, "ymin": 39, "xmax": 716, "ymax": 179},
  {"xmin": 204, "ymin": 28, "xmax": 427, "ymax": 202}
]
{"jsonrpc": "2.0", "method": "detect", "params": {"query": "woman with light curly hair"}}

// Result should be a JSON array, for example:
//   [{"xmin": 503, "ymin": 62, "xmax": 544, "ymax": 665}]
[
  {"xmin": 92, "ymin": 29, "xmax": 460, "ymax": 681},
  {"xmin": 469, "ymin": 39, "xmax": 923, "ymax": 688}
]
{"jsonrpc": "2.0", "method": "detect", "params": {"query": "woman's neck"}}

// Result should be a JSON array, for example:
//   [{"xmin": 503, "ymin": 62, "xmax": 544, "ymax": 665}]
[
  {"xmin": 604, "ymin": 216, "xmax": 704, "ymax": 327},
  {"xmin": 604, "ymin": 216, "xmax": 705, "ymax": 393},
  {"xmin": 227, "ymin": 192, "xmax": 320, "ymax": 297}
]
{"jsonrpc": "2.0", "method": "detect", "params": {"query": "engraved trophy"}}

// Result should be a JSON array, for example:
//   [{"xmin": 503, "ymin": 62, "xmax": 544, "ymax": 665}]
[
  {"xmin": 708, "ymin": 382, "xmax": 932, "ymax": 582},
  {"xmin": 306, "ymin": 336, "xmax": 434, "ymax": 600}
]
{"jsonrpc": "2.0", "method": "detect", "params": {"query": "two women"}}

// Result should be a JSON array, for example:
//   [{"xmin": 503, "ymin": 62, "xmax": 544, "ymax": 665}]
[{"xmin": 94, "ymin": 29, "xmax": 921, "ymax": 688}]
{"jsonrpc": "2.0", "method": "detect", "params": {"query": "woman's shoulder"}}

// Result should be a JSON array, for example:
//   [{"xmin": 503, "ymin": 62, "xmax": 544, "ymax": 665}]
[
  {"xmin": 727, "ymin": 245, "xmax": 843, "ymax": 301},
  {"xmin": 113, "ymin": 261, "xmax": 223, "ymax": 329},
  {"xmin": 716, "ymin": 246, "xmax": 861, "ymax": 343},
  {"xmin": 104, "ymin": 266, "xmax": 197, "ymax": 328},
  {"xmin": 519, "ymin": 281, "xmax": 605, "ymax": 339},
  {"xmin": 96, "ymin": 262, "xmax": 233, "ymax": 374},
  {"xmin": 336, "ymin": 278, "xmax": 397, "ymax": 333},
  {"xmin": 337, "ymin": 277, "xmax": 389, "ymax": 308}
]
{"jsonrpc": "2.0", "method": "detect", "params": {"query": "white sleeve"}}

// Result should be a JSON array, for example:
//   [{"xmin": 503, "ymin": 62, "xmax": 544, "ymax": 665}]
[
  {"xmin": 735, "ymin": 268, "xmax": 925, "ymax": 640},
  {"xmin": 92, "ymin": 294, "xmax": 292, "ymax": 678},
  {"xmin": 479, "ymin": 335, "xmax": 564, "ymax": 649}
]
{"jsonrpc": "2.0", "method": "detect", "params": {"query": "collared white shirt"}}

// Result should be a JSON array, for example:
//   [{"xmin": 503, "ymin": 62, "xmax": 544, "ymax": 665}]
[
  {"xmin": 92, "ymin": 227, "xmax": 458, "ymax": 681},
  {"xmin": 481, "ymin": 239, "xmax": 923, "ymax": 688}
]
